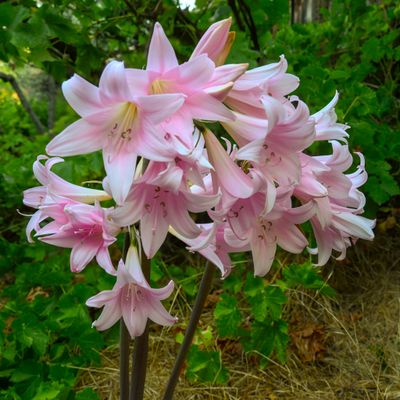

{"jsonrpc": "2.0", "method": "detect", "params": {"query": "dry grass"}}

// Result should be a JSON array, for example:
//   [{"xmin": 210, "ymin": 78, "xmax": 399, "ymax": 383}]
[{"xmin": 76, "ymin": 233, "xmax": 400, "ymax": 399}]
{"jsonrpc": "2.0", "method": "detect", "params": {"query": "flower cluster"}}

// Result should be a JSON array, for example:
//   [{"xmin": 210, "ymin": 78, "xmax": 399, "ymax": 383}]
[{"xmin": 23, "ymin": 18, "xmax": 374, "ymax": 337}]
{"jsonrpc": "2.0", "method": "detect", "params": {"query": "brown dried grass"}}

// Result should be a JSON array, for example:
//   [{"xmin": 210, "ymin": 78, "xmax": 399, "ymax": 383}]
[{"xmin": 76, "ymin": 232, "xmax": 400, "ymax": 399}]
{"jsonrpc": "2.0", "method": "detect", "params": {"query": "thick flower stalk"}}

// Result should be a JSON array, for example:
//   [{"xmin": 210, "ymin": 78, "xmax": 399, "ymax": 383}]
[{"xmin": 22, "ymin": 17, "xmax": 375, "ymax": 400}]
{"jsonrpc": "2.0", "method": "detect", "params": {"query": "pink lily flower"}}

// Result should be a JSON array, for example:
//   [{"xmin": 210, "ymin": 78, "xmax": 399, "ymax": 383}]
[
  {"xmin": 234, "ymin": 96, "xmax": 315, "ymax": 186},
  {"xmin": 170, "ymin": 223, "xmax": 249, "ymax": 278},
  {"xmin": 225, "ymin": 55, "xmax": 299, "ymax": 117},
  {"xmin": 46, "ymin": 61, "xmax": 185, "ymax": 204},
  {"xmin": 309, "ymin": 203, "xmax": 375, "ymax": 266},
  {"xmin": 23, "ymin": 155, "xmax": 111, "ymax": 242},
  {"xmin": 37, "ymin": 201, "xmax": 120, "ymax": 275},
  {"xmin": 223, "ymin": 188, "xmax": 315, "ymax": 276},
  {"xmin": 112, "ymin": 161, "xmax": 219, "ymax": 258},
  {"xmin": 138, "ymin": 22, "xmax": 246, "ymax": 145},
  {"xmin": 86, "ymin": 245, "xmax": 176, "ymax": 337}
]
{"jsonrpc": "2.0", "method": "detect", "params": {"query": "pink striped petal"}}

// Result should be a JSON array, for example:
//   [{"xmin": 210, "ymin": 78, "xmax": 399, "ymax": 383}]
[
  {"xmin": 103, "ymin": 149, "xmax": 137, "ymax": 205},
  {"xmin": 62, "ymin": 74, "xmax": 102, "ymax": 117},
  {"xmin": 147, "ymin": 23, "xmax": 178, "ymax": 73},
  {"xmin": 187, "ymin": 93, "xmax": 234, "ymax": 122},
  {"xmin": 99, "ymin": 61, "xmax": 131, "ymax": 104},
  {"xmin": 204, "ymin": 129, "xmax": 254, "ymax": 198},
  {"xmin": 46, "ymin": 118, "xmax": 103, "ymax": 156}
]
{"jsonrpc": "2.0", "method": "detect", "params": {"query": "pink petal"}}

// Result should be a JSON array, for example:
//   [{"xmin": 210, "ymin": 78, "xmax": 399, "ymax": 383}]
[
  {"xmin": 147, "ymin": 280, "xmax": 175, "ymax": 299},
  {"xmin": 204, "ymin": 129, "xmax": 254, "ymax": 198},
  {"xmin": 178, "ymin": 55, "xmax": 214, "ymax": 88},
  {"xmin": 124, "ymin": 246, "xmax": 147, "ymax": 285},
  {"xmin": 96, "ymin": 247, "xmax": 117, "ymax": 276},
  {"xmin": 39, "ymin": 231, "xmax": 78, "ymax": 248},
  {"xmin": 26, "ymin": 210, "xmax": 45, "ymax": 243},
  {"xmin": 126, "ymin": 68, "xmax": 150, "ymax": 95},
  {"xmin": 222, "ymin": 112, "xmax": 267, "ymax": 145},
  {"xmin": 186, "ymin": 93, "xmax": 234, "ymax": 122},
  {"xmin": 46, "ymin": 118, "xmax": 103, "ymax": 157},
  {"xmin": 140, "ymin": 206, "xmax": 169, "ymax": 258},
  {"xmin": 137, "ymin": 94, "xmax": 185, "ymax": 124},
  {"xmin": 86, "ymin": 289, "xmax": 119, "ymax": 308},
  {"xmin": 103, "ymin": 148, "xmax": 137, "ymax": 205},
  {"xmin": 276, "ymin": 225, "xmax": 308, "ymax": 253},
  {"xmin": 250, "ymin": 229, "xmax": 277, "ymax": 277},
  {"xmin": 70, "ymin": 240, "xmax": 100, "ymax": 273},
  {"xmin": 190, "ymin": 18, "xmax": 232, "ymax": 62},
  {"xmin": 122, "ymin": 300, "xmax": 147, "ymax": 337},
  {"xmin": 147, "ymin": 23, "xmax": 178, "ymax": 73},
  {"xmin": 62, "ymin": 74, "xmax": 102, "ymax": 117},
  {"xmin": 148, "ymin": 164, "xmax": 183, "ymax": 192},
  {"xmin": 146, "ymin": 297, "xmax": 177, "ymax": 326},
  {"xmin": 209, "ymin": 64, "xmax": 248, "ymax": 87},
  {"xmin": 333, "ymin": 213, "xmax": 375, "ymax": 240},
  {"xmin": 184, "ymin": 191, "xmax": 220, "ymax": 213},
  {"xmin": 92, "ymin": 301, "xmax": 122, "ymax": 331},
  {"xmin": 168, "ymin": 206, "xmax": 200, "ymax": 239},
  {"xmin": 310, "ymin": 218, "xmax": 334, "ymax": 266},
  {"xmin": 99, "ymin": 61, "xmax": 131, "ymax": 104}
]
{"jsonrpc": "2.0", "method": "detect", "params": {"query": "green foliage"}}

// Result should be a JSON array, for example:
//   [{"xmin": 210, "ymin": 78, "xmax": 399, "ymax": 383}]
[
  {"xmin": 213, "ymin": 261, "xmax": 334, "ymax": 370},
  {"xmin": 0, "ymin": 239, "xmax": 112, "ymax": 399}
]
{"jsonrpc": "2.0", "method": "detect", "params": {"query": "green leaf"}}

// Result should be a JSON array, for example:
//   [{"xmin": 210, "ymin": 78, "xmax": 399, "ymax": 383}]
[
  {"xmin": 75, "ymin": 388, "xmax": 100, "ymax": 400},
  {"xmin": 186, "ymin": 345, "xmax": 228, "ymax": 384},
  {"xmin": 283, "ymin": 262, "xmax": 336, "ymax": 297},
  {"xmin": 32, "ymin": 382, "xmax": 63, "ymax": 400},
  {"xmin": 214, "ymin": 294, "xmax": 242, "ymax": 337}
]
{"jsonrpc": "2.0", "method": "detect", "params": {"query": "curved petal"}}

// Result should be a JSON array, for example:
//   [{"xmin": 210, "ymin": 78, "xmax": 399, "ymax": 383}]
[
  {"xmin": 140, "ymin": 206, "xmax": 169, "ymax": 258},
  {"xmin": 204, "ymin": 129, "xmax": 254, "ymax": 198},
  {"xmin": 92, "ymin": 301, "xmax": 122, "ymax": 331},
  {"xmin": 96, "ymin": 247, "xmax": 117, "ymax": 276},
  {"xmin": 46, "ymin": 118, "xmax": 103, "ymax": 157},
  {"xmin": 70, "ymin": 240, "xmax": 100, "ymax": 273},
  {"xmin": 146, "ymin": 297, "xmax": 177, "ymax": 326},
  {"xmin": 99, "ymin": 61, "xmax": 131, "ymax": 104},
  {"xmin": 86, "ymin": 289, "xmax": 119, "ymax": 308},
  {"xmin": 103, "ymin": 148, "xmax": 137, "ymax": 205},
  {"xmin": 62, "ymin": 74, "xmax": 102, "ymax": 117},
  {"xmin": 178, "ymin": 55, "xmax": 214, "ymax": 88}
]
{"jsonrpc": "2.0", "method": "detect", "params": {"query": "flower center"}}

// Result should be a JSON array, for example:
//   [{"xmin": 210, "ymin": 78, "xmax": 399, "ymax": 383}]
[
  {"xmin": 150, "ymin": 79, "xmax": 171, "ymax": 95},
  {"xmin": 107, "ymin": 102, "xmax": 137, "ymax": 159},
  {"xmin": 123, "ymin": 283, "xmax": 145, "ymax": 311}
]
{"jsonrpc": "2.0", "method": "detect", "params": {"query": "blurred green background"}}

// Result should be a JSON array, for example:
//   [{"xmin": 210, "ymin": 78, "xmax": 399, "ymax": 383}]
[{"xmin": 0, "ymin": 1, "xmax": 399, "ymax": 399}]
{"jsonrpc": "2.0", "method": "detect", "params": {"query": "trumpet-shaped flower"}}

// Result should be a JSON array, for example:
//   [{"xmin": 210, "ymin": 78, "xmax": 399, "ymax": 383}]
[
  {"xmin": 46, "ymin": 61, "xmax": 185, "ymax": 204},
  {"xmin": 112, "ymin": 161, "xmax": 219, "ymax": 258},
  {"xmin": 23, "ymin": 156, "xmax": 111, "ymax": 242},
  {"xmin": 37, "ymin": 202, "xmax": 120, "ymax": 274},
  {"xmin": 86, "ymin": 245, "xmax": 176, "ymax": 337},
  {"xmin": 139, "ymin": 22, "xmax": 246, "ymax": 145},
  {"xmin": 225, "ymin": 55, "xmax": 299, "ymax": 117}
]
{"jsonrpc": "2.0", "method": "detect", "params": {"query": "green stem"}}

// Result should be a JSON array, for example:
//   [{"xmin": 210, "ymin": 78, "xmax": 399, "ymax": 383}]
[
  {"xmin": 129, "ymin": 248, "xmax": 151, "ymax": 400},
  {"xmin": 162, "ymin": 262, "xmax": 214, "ymax": 400},
  {"xmin": 120, "ymin": 232, "xmax": 131, "ymax": 400}
]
